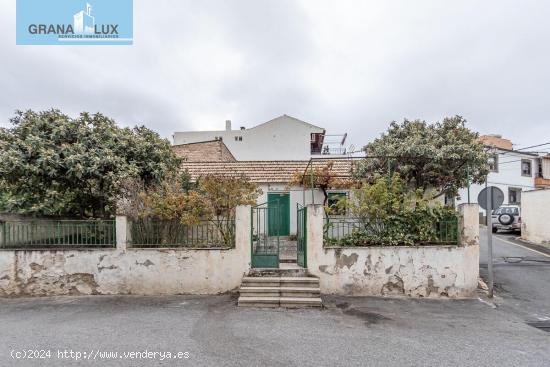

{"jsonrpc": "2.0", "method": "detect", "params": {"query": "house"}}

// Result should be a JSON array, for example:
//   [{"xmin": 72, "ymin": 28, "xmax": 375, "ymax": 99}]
[
  {"xmin": 456, "ymin": 134, "xmax": 538, "ymax": 210},
  {"xmin": 534, "ymin": 155, "xmax": 550, "ymax": 189},
  {"xmin": 181, "ymin": 159, "xmax": 354, "ymax": 235},
  {"xmin": 172, "ymin": 114, "xmax": 348, "ymax": 161},
  {"xmin": 173, "ymin": 115, "xmax": 355, "ymax": 235}
]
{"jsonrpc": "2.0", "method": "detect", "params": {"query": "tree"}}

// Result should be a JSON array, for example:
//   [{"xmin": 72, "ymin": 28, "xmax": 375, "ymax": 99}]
[
  {"xmin": 135, "ymin": 173, "xmax": 261, "ymax": 247},
  {"xmin": 0, "ymin": 109, "xmax": 180, "ymax": 218},
  {"xmin": 326, "ymin": 175, "xmax": 457, "ymax": 246},
  {"xmin": 354, "ymin": 116, "xmax": 489, "ymax": 199},
  {"xmin": 289, "ymin": 162, "xmax": 355, "ymax": 208}
]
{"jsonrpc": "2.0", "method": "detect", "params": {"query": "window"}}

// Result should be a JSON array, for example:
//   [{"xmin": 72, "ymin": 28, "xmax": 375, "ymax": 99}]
[
  {"xmin": 488, "ymin": 154, "xmax": 498, "ymax": 172},
  {"xmin": 521, "ymin": 159, "xmax": 532, "ymax": 177},
  {"xmin": 234, "ymin": 136, "xmax": 242, "ymax": 141},
  {"xmin": 508, "ymin": 188, "xmax": 521, "ymax": 204},
  {"xmin": 327, "ymin": 192, "xmax": 347, "ymax": 215}
]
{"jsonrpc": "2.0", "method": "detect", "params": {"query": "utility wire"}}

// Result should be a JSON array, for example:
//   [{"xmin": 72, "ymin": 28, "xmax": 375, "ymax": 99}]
[{"xmin": 496, "ymin": 142, "xmax": 550, "ymax": 156}]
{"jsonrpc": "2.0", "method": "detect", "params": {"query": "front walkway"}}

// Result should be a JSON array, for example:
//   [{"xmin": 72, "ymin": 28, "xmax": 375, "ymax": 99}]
[{"xmin": 1, "ymin": 294, "xmax": 548, "ymax": 366}]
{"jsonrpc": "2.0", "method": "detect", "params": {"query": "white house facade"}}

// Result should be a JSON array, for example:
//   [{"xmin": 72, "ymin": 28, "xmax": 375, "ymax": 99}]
[
  {"xmin": 456, "ymin": 147, "xmax": 538, "ymax": 211},
  {"xmin": 173, "ymin": 115, "xmax": 348, "ymax": 161}
]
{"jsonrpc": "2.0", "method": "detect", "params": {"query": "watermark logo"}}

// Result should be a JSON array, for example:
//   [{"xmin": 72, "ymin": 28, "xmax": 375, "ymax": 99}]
[{"xmin": 17, "ymin": 0, "xmax": 133, "ymax": 45}]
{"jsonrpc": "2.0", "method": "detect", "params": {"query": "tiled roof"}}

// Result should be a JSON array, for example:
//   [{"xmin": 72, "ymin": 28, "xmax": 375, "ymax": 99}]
[
  {"xmin": 181, "ymin": 159, "xmax": 355, "ymax": 183},
  {"xmin": 172, "ymin": 140, "xmax": 236, "ymax": 162}
]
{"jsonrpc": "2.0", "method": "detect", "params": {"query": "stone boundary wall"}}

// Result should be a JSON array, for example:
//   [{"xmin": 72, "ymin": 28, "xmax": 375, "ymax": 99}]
[
  {"xmin": 0, "ymin": 206, "xmax": 251, "ymax": 297},
  {"xmin": 306, "ymin": 204, "xmax": 480, "ymax": 298}
]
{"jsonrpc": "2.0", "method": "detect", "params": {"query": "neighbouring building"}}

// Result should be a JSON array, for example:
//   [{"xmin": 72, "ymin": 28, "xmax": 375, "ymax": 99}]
[
  {"xmin": 181, "ymin": 159, "xmax": 354, "ymax": 235},
  {"xmin": 173, "ymin": 114, "xmax": 348, "ymax": 161},
  {"xmin": 535, "ymin": 154, "xmax": 550, "ymax": 189},
  {"xmin": 456, "ymin": 134, "xmax": 538, "ymax": 210}
]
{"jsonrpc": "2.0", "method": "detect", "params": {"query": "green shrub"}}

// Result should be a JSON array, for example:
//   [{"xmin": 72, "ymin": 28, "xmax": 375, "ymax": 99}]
[{"xmin": 325, "ymin": 175, "xmax": 458, "ymax": 246}]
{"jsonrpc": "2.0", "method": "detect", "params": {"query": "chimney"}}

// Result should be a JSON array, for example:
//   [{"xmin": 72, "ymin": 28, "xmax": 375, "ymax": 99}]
[{"xmin": 225, "ymin": 120, "xmax": 232, "ymax": 131}]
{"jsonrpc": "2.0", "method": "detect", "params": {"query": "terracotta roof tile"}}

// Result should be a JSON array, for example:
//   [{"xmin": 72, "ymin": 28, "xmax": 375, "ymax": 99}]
[
  {"xmin": 172, "ymin": 140, "xmax": 236, "ymax": 162},
  {"xmin": 181, "ymin": 159, "xmax": 355, "ymax": 183}
]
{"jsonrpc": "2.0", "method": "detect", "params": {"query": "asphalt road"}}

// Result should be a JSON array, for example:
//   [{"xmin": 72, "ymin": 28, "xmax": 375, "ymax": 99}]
[
  {"xmin": 1, "ymin": 293, "xmax": 549, "ymax": 366},
  {"xmin": 1, "ymin": 229, "xmax": 549, "ymax": 367},
  {"xmin": 479, "ymin": 228, "xmax": 550, "ymax": 323}
]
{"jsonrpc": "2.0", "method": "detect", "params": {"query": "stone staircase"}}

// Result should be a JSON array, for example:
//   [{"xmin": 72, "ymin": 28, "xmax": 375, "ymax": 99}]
[
  {"xmin": 278, "ymin": 237, "xmax": 298, "ymax": 264},
  {"xmin": 238, "ymin": 268, "xmax": 322, "ymax": 308}
]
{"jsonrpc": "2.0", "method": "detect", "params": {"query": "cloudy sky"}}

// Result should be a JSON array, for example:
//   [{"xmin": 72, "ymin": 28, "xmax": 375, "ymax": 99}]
[{"xmin": 1, "ymin": 0, "xmax": 549, "ymax": 151}]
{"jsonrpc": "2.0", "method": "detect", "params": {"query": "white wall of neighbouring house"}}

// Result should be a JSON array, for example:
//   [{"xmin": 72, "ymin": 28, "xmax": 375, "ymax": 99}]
[
  {"xmin": 456, "ymin": 151, "xmax": 537, "ymax": 213},
  {"xmin": 173, "ymin": 115, "xmax": 325, "ymax": 161},
  {"xmin": 521, "ymin": 189, "xmax": 550, "ymax": 246}
]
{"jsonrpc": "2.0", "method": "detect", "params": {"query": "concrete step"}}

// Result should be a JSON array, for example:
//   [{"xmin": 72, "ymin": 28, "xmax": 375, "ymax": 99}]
[
  {"xmin": 280, "ymin": 287, "xmax": 321, "ymax": 298},
  {"xmin": 247, "ymin": 268, "xmax": 308, "ymax": 278},
  {"xmin": 237, "ymin": 296, "xmax": 322, "ymax": 308},
  {"xmin": 279, "ymin": 258, "xmax": 298, "ymax": 263},
  {"xmin": 238, "ymin": 296, "xmax": 280, "ymax": 308},
  {"xmin": 239, "ymin": 286, "xmax": 280, "ymax": 297},
  {"xmin": 280, "ymin": 297, "xmax": 322, "ymax": 308},
  {"xmin": 241, "ymin": 277, "xmax": 280, "ymax": 287},
  {"xmin": 239, "ymin": 286, "xmax": 321, "ymax": 298},
  {"xmin": 280, "ymin": 277, "xmax": 319, "ymax": 288}
]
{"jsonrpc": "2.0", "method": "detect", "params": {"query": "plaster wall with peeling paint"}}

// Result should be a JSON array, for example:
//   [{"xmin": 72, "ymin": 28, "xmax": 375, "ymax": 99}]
[
  {"xmin": 306, "ymin": 204, "xmax": 480, "ymax": 298},
  {"xmin": 0, "ymin": 206, "xmax": 251, "ymax": 297}
]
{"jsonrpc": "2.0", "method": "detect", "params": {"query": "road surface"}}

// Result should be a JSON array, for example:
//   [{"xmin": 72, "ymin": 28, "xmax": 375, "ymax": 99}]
[{"xmin": 479, "ymin": 228, "xmax": 550, "ymax": 324}]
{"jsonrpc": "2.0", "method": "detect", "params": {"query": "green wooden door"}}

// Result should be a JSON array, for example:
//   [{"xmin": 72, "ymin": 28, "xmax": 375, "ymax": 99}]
[{"xmin": 268, "ymin": 193, "xmax": 290, "ymax": 236}]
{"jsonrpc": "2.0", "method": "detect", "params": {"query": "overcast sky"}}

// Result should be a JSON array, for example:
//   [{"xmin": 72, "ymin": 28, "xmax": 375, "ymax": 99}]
[{"xmin": 1, "ymin": 0, "xmax": 549, "ymax": 151}]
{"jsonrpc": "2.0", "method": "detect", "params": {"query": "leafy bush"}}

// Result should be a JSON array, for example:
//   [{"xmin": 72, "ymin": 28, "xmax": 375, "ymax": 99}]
[
  {"xmin": 0, "ymin": 109, "xmax": 180, "ymax": 218},
  {"xmin": 125, "ymin": 173, "xmax": 261, "ymax": 248},
  {"xmin": 325, "ymin": 175, "xmax": 457, "ymax": 246}
]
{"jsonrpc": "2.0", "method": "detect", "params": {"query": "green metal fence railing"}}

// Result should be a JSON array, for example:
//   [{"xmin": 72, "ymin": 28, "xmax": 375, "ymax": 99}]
[
  {"xmin": 129, "ymin": 219, "xmax": 235, "ymax": 248},
  {"xmin": 324, "ymin": 216, "xmax": 459, "ymax": 246},
  {"xmin": 0, "ymin": 220, "xmax": 116, "ymax": 249},
  {"xmin": 435, "ymin": 218, "xmax": 459, "ymax": 244}
]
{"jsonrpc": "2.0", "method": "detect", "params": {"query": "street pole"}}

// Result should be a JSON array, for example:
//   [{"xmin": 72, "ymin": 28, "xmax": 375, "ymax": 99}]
[
  {"xmin": 467, "ymin": 165, "xmax": 471, "ymax": 204},
  {"xmin": 487, "ymin": 187, "xmax": 494, "ymax": 298}
]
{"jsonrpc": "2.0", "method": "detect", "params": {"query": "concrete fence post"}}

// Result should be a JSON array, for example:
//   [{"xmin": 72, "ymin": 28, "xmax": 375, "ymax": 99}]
[
  {"xmin": 306, "ymin": 204, "xmax": 324, "ymax": 275},
  {"xmin": 458, "ymin": 203, "xmax": 480, "ymax": 247},
  {"xmin": 115, "ymin": 215, "xmax": 128, "ymax": 251},
  {"xmin": 235, "ymin": 205, "xmax": 251, "ymax": 270}
]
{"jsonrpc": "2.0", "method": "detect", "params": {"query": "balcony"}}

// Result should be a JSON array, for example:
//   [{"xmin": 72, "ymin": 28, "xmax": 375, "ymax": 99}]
[
  {"xmin": 311, "ymin": 133, "xmax": 347, "ymax": 156},
  {"xmin": 311, "ymin": 145, "xmax": 347, "ymax": 155},
  {"xmin": 535, "ymin": 176, "xmax": 550, "ymax": 188}
]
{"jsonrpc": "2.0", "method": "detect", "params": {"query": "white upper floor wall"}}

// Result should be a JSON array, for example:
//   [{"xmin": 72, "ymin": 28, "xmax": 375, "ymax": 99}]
[
  {"xmin": 173, "ymin": 115, "xmax": 346, "ymax": 161},
  {"xmin": 457, "ymin": 148, "xmax": 537, "ymax": 209}
]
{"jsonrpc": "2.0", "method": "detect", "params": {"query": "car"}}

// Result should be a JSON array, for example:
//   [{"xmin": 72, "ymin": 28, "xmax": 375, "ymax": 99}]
[{"xmin": 491, "ymin": 204, "xmax": 521, "ymax": 233}]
